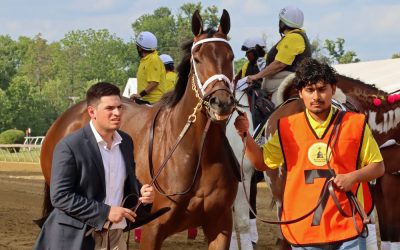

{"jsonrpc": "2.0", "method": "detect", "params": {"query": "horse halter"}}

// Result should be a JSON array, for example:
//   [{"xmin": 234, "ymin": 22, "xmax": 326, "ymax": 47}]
[{"xmin": 191, "ymin": 37, "xmax": 235, "ymax": 99}]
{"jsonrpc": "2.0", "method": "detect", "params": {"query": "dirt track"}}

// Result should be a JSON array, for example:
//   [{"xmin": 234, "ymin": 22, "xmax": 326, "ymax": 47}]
[{"xmin": 0, "ymin": 162, "xmax": 279, "ymax": 249}]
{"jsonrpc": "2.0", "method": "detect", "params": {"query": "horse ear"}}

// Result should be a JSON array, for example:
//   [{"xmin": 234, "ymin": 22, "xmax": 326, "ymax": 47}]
[
  {"xmin": 218, "ymin": 9, "xmax": 230, "ymax": 35},
  {"xmin": 192, "ymin": 10, "xmax": 203, "ymax": 36}
]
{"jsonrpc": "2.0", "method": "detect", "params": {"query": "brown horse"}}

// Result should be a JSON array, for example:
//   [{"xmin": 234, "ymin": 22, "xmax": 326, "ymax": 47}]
[
  {"xmin": 261, "ymin": 74, "xmax": 400, "ymax": 247},
  {"xmin": 39, "ymin": 10, "xmax": 240, "ymax": 249}
]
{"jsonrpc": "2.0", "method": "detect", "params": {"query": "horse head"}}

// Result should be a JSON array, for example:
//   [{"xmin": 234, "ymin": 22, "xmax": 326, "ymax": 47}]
[{"xmin": 190, "ymin": 9, "xmax": 235, "ymax": 122}]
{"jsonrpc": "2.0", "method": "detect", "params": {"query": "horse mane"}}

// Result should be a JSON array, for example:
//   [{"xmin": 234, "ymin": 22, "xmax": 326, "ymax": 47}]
[
  {"xmin": 337, "ymin": 74, "xmax": 388, "ymax": 95},
  {"xmin": 161, "ymin": 28, "xmax": 218, "ymax": 107}
]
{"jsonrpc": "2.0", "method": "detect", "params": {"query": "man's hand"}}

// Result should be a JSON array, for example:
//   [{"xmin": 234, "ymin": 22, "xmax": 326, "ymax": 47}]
[
  {"xmin": 247, "ymin": 74, "xmax": 260, "ymax": 84},
  {"xmin": 108, "ymin": 206, "xmax": 136, "ymax": 223},
  {"xmin": 234, "ymin": 112, "xmax": 250, "ymax": 139},
  {"xmin": 333, "ymin": 172, "xmax": 356, "ymax": 192},
  {"xmin": 139, "ymin": 184, "xmax": 154, "ymax": 204}
]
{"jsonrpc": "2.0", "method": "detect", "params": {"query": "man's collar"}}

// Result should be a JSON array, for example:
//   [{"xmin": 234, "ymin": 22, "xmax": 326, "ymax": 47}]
[
  {"xmin": 305, "ymin": 106, "xmax": 334, "ymax": 129},
  {"xmin": 89, "ymin": 120, "xmax": 122, "ymax": 145}
]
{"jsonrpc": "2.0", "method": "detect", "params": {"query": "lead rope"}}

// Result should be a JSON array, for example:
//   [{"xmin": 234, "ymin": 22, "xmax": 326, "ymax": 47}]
[
  {"xmin": 325, "ymin": 110, "xmax": 369, "ymax": 238},
  {"xmin": 236, "ymin": 108, "xmax": 336, "ymax": 225}
]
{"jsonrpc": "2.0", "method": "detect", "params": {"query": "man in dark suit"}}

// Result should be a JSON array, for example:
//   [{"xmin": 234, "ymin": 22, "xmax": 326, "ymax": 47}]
[{"xmin": 34, "ymin": 82, "xmax": 154, "ymax": 250}]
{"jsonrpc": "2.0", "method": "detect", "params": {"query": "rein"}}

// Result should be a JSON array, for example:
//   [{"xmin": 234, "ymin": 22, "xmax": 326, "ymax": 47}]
[
  {"xmin": 146, "ymin": 36, "xmax": 235, "ymax": 197},
  {"xmin": 95, "ymin": 37, "xmax": 236, "ymax": 249},
  {"xmin": 148, "ymin": 100, "xmax": 211, "ymax": 197}
]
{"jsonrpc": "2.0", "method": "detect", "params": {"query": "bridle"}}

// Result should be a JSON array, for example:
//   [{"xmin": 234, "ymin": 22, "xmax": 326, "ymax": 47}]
[
  {"xmin": 88, "ymin": 37, "xmax": 237, "ymax": 250},
  {"xmin": 146, "ymin": 36, "xmax": 236, "ymax": 196},
  {"xmin": 191, "ymin": 37, "xmax": 235, "ymax": 101}
]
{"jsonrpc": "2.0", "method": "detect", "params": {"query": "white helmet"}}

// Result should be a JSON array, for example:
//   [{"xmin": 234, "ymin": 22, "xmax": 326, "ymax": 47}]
[
  {"xmin": 160, "ymin": 54, "xmax": 174, "ymax": 65},
  {"xmin": 279, "ymin": 6, "xmax": 304, "ymax": 29},
  {"xmin": 136, "ymin": 31, "xmax": 157, "ymax": 51},
  {"xmin": 241, "ymin": 37, "xmax": 266, "ymax": 52}
]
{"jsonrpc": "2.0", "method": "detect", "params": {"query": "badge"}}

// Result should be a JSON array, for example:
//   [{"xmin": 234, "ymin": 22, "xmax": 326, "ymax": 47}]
[{"xmin": 307, "ymin": 142, "xmax": 331, "ymax": 167}]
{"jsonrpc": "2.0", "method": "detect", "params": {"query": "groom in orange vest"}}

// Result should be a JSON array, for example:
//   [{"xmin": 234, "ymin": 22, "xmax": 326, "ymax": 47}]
[{"xmin": 234, "ymin": 58, "xmax": 384, "ymax": 249}]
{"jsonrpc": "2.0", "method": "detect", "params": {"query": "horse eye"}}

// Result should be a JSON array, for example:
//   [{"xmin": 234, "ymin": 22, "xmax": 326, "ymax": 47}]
[{"xmin": 193, "ymin": 56, "xmax": 200, "ymax": 63}]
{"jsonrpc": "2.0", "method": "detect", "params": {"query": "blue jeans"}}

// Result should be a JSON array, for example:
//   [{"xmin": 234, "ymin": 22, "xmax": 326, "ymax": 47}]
[{"xmin": 291, "ymin": 237, "xmax": 366, "ymax": 250}]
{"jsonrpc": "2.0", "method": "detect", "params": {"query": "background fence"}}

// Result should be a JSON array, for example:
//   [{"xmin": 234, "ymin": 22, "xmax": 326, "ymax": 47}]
[{"xmin": 0, "ymin": 136, "xmax": 43, "ymax": 163}]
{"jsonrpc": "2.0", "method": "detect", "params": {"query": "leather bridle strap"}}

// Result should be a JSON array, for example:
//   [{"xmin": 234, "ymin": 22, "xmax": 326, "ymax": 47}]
[
  {"xmin": 191, "ymin": 37, "xmax": 234, "ymax": 98},
  {"xmin": 148, "ymin": 105, "xmax": 212, "ymax": 196},
  {"xmin": 325, "ymin": 110, "xmax": 369, "ymax": 237}
]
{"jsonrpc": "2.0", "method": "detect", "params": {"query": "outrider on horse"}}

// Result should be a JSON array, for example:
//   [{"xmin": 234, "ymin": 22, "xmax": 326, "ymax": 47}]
[{"xmin": 37, "ymin": 10, "xmax": 243, "ymax": 249}]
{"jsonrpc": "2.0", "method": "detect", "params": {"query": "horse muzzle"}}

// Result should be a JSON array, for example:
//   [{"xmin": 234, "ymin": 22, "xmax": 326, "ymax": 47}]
[{"xmin": 205, "ymin": 89, "xmax": 235, "ymax": 122}]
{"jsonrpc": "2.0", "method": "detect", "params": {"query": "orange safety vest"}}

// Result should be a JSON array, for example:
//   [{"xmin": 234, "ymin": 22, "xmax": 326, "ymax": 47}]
[{"xmin": 278, "ymin": 111, "xmax": 373, "ymax": 246}]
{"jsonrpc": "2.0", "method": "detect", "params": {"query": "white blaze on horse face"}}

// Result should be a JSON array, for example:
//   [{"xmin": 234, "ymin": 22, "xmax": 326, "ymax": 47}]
[{"xmin": 368, "ymin": 107, "xmax": 400, "ymax": 134}]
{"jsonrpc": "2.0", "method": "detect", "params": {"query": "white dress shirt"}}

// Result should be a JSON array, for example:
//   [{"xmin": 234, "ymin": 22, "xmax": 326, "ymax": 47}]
[{"xmin": 90, "ymin": 121, "xmax": 127, "ymax": 229}]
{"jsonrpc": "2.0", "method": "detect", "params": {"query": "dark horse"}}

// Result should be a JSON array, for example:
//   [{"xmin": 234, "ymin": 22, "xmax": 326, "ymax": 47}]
[
  {"xmin": 38, "ymin": 10, "xmax": 240, "ymax": 249},
  {"xmin": 261, "ymin": 74, "xmax": 400, "ymax": 248}
]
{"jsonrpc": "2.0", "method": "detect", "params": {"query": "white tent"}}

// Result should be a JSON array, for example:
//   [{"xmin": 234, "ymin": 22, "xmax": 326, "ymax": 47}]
[
  {"xmin": 122, "ymin": 78, "xmax": 137, "ymax": 98},
  {"xmin": 333, "ymin": 58, "xmax": 400, "ymax": 93}
]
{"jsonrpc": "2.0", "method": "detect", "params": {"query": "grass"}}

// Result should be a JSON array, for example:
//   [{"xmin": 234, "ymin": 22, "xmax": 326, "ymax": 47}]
[{"xmin": 0, "ymin": 148, "xmax": 40, "ymax": 163}]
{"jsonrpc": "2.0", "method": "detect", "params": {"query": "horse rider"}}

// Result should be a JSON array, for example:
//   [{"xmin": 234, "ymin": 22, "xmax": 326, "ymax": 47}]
[
  {"xmin": 237, "ymin": 36, "xmax": 267, "ymax": 83},
  {"xmin": 159, "ymin": 54, "xmax": 177, "ymax": 93},
  {"xmin": 235, "ymin": 58, "xmax": 385, "ymax": 249},
  {"xmin": 246, "ymin": 5, "xmax": 311, "ymax": 105},
  {"xmin": 130, "ymin": 31, "xmax": 166, "ymax": 105}
]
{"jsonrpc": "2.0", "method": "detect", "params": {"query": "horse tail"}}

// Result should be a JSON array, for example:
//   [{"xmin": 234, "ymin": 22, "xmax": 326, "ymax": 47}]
[{"xmin": 33, "ymin": 182, "xmax": 53, "ymax": 228}]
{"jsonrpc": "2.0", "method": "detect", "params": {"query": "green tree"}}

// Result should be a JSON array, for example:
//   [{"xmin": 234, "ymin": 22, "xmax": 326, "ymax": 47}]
[
  {"xmin": 310, "ymin": 37, "xmax": 331, "ymax": 64},
  {"xmin": 392, "ymin": 53, "xmax": 400, "ymax": 59},
  {"xmin": 0, "ymin": 35, "xmax": 19, "ymax": 90},
  {"xmin": 56, "ymin": 29, "xmax": 133, "ymax": 93},
  {"xmin": 0, "ymin": 89, "xmax": 9, "ymax": 132},
  {"xmin": 324, "ymin": 38, "xmax": 360, "ymax": 64},
  {"xmin": 234, "ymin": 58, "xmax": 247, "ymax": 75},
  {"xmin": 17, "ymin": 34, "xmax": 56, "ymax": 91},
  {"xmin": 132, "ymin": 3, "xmax": 220, "ymax": 65}
]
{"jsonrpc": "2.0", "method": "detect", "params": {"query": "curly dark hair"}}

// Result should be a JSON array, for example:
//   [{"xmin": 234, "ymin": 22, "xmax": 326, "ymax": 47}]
[{"xmin": 293, "ymin": 58, "xmax": 338, "ymax": 90}]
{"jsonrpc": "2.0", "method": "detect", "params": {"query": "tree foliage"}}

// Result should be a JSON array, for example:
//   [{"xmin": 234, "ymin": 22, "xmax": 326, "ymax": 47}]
[
  {"xmin": 132, "ymin": 3, "xmax": 219, "ymax": 65},
  {"xmin": 0, "ymin": 35, "xmax": 19, "ymax": 90},
  {"xmin": 0, "ymin": 2, "xmax": 221, "ymax": 135},
  {"xmin": 324, "ymin": 38, "xmax": 360, "ymax": 64}
]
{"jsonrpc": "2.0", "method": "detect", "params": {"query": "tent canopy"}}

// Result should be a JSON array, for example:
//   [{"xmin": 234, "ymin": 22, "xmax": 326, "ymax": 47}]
[{"xmin": 333, "ymin": 58, "xmax": 400, "ymax": 93}]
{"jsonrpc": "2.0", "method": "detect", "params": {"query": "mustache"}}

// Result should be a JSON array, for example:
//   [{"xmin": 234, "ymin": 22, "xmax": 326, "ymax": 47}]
[{"xmin": 311, "ymin": 100, "xmax": 324, "ymax": 105}]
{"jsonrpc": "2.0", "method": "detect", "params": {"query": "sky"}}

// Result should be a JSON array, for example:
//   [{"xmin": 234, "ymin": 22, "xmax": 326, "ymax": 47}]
[{"xmin": 1, "ymin": 0, "xmax": 399, "ymax": 62}]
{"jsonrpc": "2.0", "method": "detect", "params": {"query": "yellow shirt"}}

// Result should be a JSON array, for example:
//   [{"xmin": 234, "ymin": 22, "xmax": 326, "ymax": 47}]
[
  {"xmin": 136, "ymin": 51, "xmax": 166, "ymax": 104},
  {"xmin": 262, "ymin": 107, "xmax": 383, "ymax": 169},
  {"xmin": 275, "ymin": 29, "xmax": 306, "ymax": 66},
  {"xmin": 163, "ymin": 71, "xmax": 177, "ymax": 93}
]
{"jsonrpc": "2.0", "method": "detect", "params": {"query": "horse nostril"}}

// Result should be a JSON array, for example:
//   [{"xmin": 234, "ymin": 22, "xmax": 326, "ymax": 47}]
[
  {"xmin": 229, "ymin": 95, "xmax": 235, "ymax": 105},
  {"xmin": 209, "ymin": 96, "xmax": 220, "ymax": 107}
]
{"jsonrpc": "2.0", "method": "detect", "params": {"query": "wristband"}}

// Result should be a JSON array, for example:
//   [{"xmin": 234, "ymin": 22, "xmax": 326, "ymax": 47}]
[{"xmin": 139, "ymin": 90, "xmax": 147, "ymax": 97}]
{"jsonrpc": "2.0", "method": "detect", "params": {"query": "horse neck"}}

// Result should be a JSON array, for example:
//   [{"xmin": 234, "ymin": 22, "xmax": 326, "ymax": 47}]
[{"xmin": 172, "ymin": 73, "xmax": 212, "ymax": 129}]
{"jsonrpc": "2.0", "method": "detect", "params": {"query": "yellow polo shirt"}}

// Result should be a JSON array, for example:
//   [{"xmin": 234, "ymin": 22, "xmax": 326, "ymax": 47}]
[
  {"xmin": 137, "ymin": 51, "xmax": 166, "ymax": 104},
  {"xmin": 163, "ymin": 71, "xmax": 177, "ymax": 93},
  {"xmin": 275, "ymin": 29, "xmax": 306, "ymax": 66},
  {"xmin": 262, "ymin": 107, "xmax": 383, "ymax": 169}
]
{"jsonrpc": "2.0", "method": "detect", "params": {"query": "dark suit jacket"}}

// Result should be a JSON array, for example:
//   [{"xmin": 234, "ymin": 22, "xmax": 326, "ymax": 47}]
[{"xmin": 34, "ymin": 124, "xmax": 140, "ymax": 250}]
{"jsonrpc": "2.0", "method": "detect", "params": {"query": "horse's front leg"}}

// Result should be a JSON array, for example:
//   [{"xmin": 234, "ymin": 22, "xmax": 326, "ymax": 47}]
[
  {"xmin": 139, "ymin": 222, "xmax": 165, "ymax": 250},
  {"xmin": 203, "ymin": 208, "xmax": 233, "ymax": 250}
]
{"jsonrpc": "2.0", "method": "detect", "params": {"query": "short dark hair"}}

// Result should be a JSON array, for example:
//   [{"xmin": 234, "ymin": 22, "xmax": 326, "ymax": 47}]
[
  {"xmin": 293, "ymin": 58, "xmax": 338, "ymax": 90},
  {"xmin": 164, "ymin": 63, "xmax": 174, "ymax": 71},
  {"xmin": 86, "ymin": 82, "xmax": 120, "ymax": 106}
]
